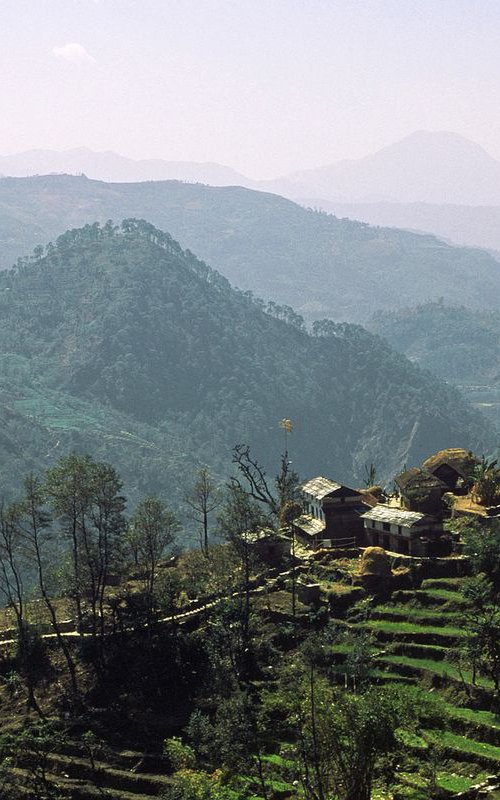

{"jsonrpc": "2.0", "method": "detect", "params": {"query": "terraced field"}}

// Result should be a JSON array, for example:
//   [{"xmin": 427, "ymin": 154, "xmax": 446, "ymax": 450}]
[
  {"xmin": 11, "ymin": 740, "xmax": 172, "ymax": 799},
  {"xmin": 329, "ymin": 576, "xmax": 500, "ymax": 797}
]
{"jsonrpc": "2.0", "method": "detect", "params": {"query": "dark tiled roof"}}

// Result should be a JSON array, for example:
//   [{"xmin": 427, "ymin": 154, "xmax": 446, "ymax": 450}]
[{"xmin": 395, "ymin": 467, "xmax": 447, "ymax": 491}]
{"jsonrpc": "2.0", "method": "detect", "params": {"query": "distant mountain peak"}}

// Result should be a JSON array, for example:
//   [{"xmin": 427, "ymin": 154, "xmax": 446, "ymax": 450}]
[
  {"xmin": 0, "ymin": 147, "xmax": 255, "ymax": 187},
  {"xmin": 375, "ymin": 130, "xmax": 496, "ymax": 159},
  {"xmin": 279, "ymin": 130, "xmax": 500, "ymax": 205}
]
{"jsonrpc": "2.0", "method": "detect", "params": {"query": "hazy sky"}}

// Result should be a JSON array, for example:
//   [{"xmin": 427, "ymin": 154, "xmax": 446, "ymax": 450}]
[{"xmin": 2, "ymin": 0, "xmax": 500, "ymax": 177}]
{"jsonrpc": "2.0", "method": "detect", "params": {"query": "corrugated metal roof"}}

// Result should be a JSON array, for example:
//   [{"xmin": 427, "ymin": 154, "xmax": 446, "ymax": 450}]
[
  {"xmin": 361, "ymin": 505, "xmax": 428, "ymax": 527},
  {"xmin": 300, "ymin": 476, "xmax": 342, "ymax": 499},
  {"xmin": 293, "ymin": 514, "xmax": 326, "ymax": 537}
]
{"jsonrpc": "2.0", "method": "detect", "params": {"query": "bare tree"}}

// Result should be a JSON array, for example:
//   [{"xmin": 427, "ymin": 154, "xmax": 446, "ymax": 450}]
[
  {"xmin": 185, "ymin": 467, "xmax": 220, "ymax": 554},
  {"xmin": 232, "ymin": 445, "xmax": 298, "ymax": 519},
  {"xmin": 129, "ymin": 496, "xmax": 179, "ymax": 628},
  {"xmin": 20, "ymin": 475, "xmax": 79, "ymax": 700},
  {"xmin": 0, "ymin": 502, "xmax": 44, "ymax": 713},
  {"xmin": 45, "ymin": 454, "xmax": 126, "ymax": 666}
]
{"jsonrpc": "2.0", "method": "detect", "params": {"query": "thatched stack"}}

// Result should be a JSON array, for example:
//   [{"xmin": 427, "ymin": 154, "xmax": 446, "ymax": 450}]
[
  {"xmin": 358, "ymin": 546, "xmax": 391, "ymax": 577},
  {"xmin": 423, "ymin": 448, "xmax": 477, "ymax": 473},
  {"xmin": 354, "ymin": 546, "xmax": 392, "ymax": 593}
]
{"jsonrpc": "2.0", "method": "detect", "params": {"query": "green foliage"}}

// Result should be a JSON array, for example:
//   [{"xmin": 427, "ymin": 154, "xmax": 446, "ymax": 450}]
[
  {"xmin": 164, "ymin": 737, "xmax": 196, "ymax": 771},
  {"xmin": 472, "ymin": 456, "xmax": 500, "ymax": 506},
  {"xmin": 461, "ymin": 576, "xmax": 500, "ymax": 693},
  {"xmin": 0, "ymin": 721, "xmax": 67, "ymax": 799},
  {"xmin": 0, "ymin": 219, "xmax": 492, "ymax": 509},
  {"xmin": 291, "ymin": 675, "xmax": 417, "ymax": 800},
  {"xmin": 461, "ymin": 520, "xmax": 500, "ymax": 590},
  {"xmin": 161, "ymin": 768, "xmax": 238, "ymax": 800},
  {"xmin": 1, "ymin": 175, "xmax": 500, "ymax": 324},
  {"xmin": 370, "ymin": 302, "xmax": 500, "ymax": 429},
  {"xmin": 217, "ymin": 485, "xmax": 270, "ymax": 543},
  {"xmin": 185, "ymin": 468, "xmax": 221, "ymax": 553}
]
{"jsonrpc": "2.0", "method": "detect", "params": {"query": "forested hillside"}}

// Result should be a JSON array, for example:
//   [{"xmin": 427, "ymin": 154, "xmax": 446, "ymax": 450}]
[
  {"xmin": 371, "ymin": 303, "xmax": 500, "ymax": 429},
  {"xmin": 0, "ymin": 220, "xmax": 492, "ymax": 502},
  {"xmin": 1, "ymin": 175, "xmax": 500, "ymax": 321}
]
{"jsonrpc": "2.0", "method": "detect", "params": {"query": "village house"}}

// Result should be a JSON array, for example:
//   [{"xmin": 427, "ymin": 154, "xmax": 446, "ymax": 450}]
[
  {"xmin": 361, "ymin": 504, "xmax": 451, "ymax": 557},
  {"xmin": 292, "ymin": 476, "xmax": 369, "ymax": 549},
  {"xmin": 241, "ymin": 529, "xmax": 291, "ymax": 566},
  {"xmin": 394, "ymin": 467, "xmax": 447, "ymax": 515},
  {"xmin": 422, "ymin": 449, "xmax": 479, "ymax": 495}
]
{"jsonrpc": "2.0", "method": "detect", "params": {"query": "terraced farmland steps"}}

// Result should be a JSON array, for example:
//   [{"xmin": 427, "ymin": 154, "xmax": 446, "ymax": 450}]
[
  {"xmin": 324, "ymin": 574, "xmax": 500, "ymax": 783},
  {"xmin": 12, "ymin": 741, "xmax": 173, "ymax": 799},
  {"xmin": 392, "ymin": 577, "xmax": 472, "ymax": 610}
]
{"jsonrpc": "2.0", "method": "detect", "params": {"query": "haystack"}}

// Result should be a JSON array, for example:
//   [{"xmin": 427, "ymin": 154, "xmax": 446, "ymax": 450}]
[
  {"xmin": 423, "ymin": 448, "xmax": 478, "ymax": 475},
  {"xmin": 358, "ymin": 546, "xmax": 391, "ymax": 578}
]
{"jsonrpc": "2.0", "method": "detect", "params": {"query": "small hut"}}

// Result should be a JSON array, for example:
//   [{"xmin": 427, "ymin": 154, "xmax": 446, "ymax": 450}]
[{"xmin": 395, "ymin": 467, "xmax": 447, "ymax": 514}]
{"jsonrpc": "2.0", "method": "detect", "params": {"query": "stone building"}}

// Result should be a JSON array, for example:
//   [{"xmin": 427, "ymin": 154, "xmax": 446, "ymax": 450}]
[
  {"xmin": 395, "ymin": 467, "xmax": 447, "ymax": 514},
  {"xmin": 361, "ymin": 504, "xmax": 451, "ymax": 556},
  {"xmin": 293, "ymin": 476, "xmax": 368, "ymax": 548}
]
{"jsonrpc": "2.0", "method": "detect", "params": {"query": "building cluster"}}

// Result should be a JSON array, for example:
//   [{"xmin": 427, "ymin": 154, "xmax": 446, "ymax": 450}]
[{"xmin": 291, "ymin": 448, "xmax": 479, "ymax": 558}]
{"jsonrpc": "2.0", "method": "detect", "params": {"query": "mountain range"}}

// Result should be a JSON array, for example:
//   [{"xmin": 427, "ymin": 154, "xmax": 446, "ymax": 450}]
[
  {"xmin": 8, "ymin": 132, "xmax": 500, "ymax": 256},
  {"xmin": 0, "ymin": 147, "xmax": 251, "ymax": 188},
  {"xmin": 0, "ymin": 220, "xmax": 491, "ymax": 504},
  {"xmin": 1, "ymin": 175, "xmax": 500, "ymax": 323},
  {"xmin": 278, "ymin": 131, "xmax": 500, "ymax": 205},
  {"xmin": 300, "ymin": 199, "xmax": 500, "ymax": 257},
  {"xmin": 4, "ymin": 131, "xmax": 500, "ymax": 205}
]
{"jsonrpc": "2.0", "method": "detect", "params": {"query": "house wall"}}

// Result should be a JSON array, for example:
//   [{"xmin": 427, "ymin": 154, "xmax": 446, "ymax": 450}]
[
  {"xmin": 302, "ymin": 494, "xmax": 325, "ymax": 522},
  {"xmin": 325, "ymin": 506, "xmax": 365, "ymax": 544},
  {"xmin": 364, "ymin": 519, "xmax": 445, "ymax": 556}
]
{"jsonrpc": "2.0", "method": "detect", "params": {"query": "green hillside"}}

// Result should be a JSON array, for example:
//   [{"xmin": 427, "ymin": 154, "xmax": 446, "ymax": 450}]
[
  {"xmin": 0, "ymin": 175, "xmax": 500, "ymax": 321},
  {"xmin": 0, "ymin": 220, "xmax": 492, "ymax": 502},
  {"xmin": 370, "ymin": 303, "xmax": 500, "ymax": 429}
]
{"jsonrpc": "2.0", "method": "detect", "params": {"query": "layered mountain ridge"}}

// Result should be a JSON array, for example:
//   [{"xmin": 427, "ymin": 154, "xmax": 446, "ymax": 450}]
[
  {"xmin": 0, "ymin": 219, "xmax": 491, "ymax": 502},
  {"xmin": 1, "ymin": 175, "xmax": 500, "ymax": 323},
  {"xmin": 4, "ymin": 132, "xmax": 500, "ymax": 205}
]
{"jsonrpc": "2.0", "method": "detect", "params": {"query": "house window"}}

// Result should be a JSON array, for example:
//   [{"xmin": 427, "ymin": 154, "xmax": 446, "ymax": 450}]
[
  {"xmin": 398, "ymin": 525, "xmax": 402, "ymax": 535},
  {"xmin": 371, "ymin": 520, "xmax": 376, "ymax": 529},
  {"xmin": 383, "ymin": 522, "xmax": 391, "ymax": 532}
]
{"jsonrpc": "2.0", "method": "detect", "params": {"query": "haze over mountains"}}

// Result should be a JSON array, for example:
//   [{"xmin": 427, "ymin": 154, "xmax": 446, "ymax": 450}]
[
  {"xmin": 284, "ymin": 131, "xmax": 500, "ymax": 205},
  {"xmin": 1, "ymin": 175, "xmax": 500, "ymax": 323},
  {"xmin": 305, "ymin": 200, "xmax": 500, "ymax": 256},
  {"xmin": 6, "ymin": 131, "xmax": 500, "ymax": 254},
  {"xmin": 0, "ymin": 147, "xmax": 251, "ymax": 188},
  {"xmin": 370, "ymin": 303, "xmax": 500, "ymax": 431},
  {"xmin": 4, "ymin": 131, "xmax": 500, "ymax": 205}
]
